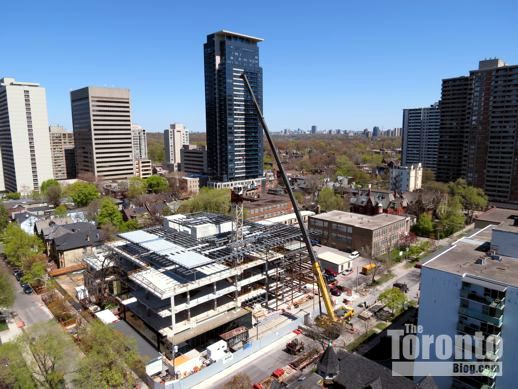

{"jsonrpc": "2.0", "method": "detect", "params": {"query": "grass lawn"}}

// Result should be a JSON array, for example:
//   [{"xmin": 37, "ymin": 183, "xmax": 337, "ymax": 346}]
[
  {"xmin": 0, "ymin": 320, "xmax": 8, "ymax": 331},
  {"xmin": 346, "ymin": 329, "xmax": 377, "ymax": 352},
  {"xmin": 374, "ymin": 321, "xmax": 390, "ymax": 331},
  {"xmin": 373, "ymin": 271, "xmax": 395, "ymax": 285}
]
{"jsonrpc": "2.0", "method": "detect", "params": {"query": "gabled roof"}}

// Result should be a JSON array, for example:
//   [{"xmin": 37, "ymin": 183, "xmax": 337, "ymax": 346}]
[
  {"xmin": 317, "ymin": 344, "xmax": 339, "ymax": 377},
  {"xmin": 51, "ymin": 222, "xmax": 101, "ymax": 251}
]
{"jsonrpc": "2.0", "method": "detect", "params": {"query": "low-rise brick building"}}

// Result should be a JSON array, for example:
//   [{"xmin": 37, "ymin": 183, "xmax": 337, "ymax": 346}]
[{"xmin": 308, "ymin": 210, "xmax": 411, "ymax": 258}]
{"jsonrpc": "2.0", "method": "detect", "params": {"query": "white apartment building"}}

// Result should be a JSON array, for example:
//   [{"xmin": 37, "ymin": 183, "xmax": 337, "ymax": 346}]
[
  {"xmin": 131, "ymin": 124, "xmax": 148, "ymax": 160},
  {"xmin": 71, "ymin": 86, "xmax": 135, "ymax": 180},
  {"xmin": 49, "ymin": 125, "xmax": 75, "ymax": 180},
  {"xmin": 164, "ymin": 123, "xmax": 189, "ymax": 170},
  {"xmin": 389, "ymin": 163, "xmax": 422, "ymax": 193},
  {"xmin": 416, "ymin": 218, "xmax": 518, "ymax": 388},
  {"xmin": 0, "ymin": 78, "xmax": 53, "ymax": 194},
  {"xmin": 135, "ymin": 159, "xmax": 152, "ymax": 179}
]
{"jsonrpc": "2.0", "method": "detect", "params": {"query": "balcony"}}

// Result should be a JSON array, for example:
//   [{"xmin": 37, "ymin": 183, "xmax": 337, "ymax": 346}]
[
  {"xmin": 460, "ymin": 289, "xmax": 505, "ymax": 310},
  {"xmin": 458, "ymin": 307, "xmax": 503, "ymax": 327},
  {"xmin": 456, "ymin": 323, "xmax": 501, "ymax": 338}
]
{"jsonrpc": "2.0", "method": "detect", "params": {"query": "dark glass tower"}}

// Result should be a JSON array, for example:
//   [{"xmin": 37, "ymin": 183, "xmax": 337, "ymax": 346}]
[{"xmin": 204, "ymin": 30, "xmax": 263, "ymax": 182}]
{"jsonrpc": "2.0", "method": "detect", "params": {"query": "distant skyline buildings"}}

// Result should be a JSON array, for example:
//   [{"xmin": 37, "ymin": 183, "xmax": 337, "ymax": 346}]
[
  {"xmin": 0, "ymin": 77, "xmax": 53, "ymax": 194},
  {"xmin": 49, "ymin": 125, "xmax": 75, "ymax": 180},
  {"xmin": 71, "ymin": 86, "xmax": 135, "ymax": 180},
  {"xmin": 204, "ymin": 30, "xmax": 263, "ymax": 184},
  {"xmin": 131, "ymin": 124, "xmax": 148, "ymax": 160},
  {"xmin": 164, "ymin": 123, "xmax": 189, "ymax": 170}
]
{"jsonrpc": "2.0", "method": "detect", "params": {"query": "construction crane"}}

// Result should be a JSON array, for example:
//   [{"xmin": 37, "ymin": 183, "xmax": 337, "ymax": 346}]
[{"xmin": 240, "ymin": 73, "xmax": 337, "ymax": 323}]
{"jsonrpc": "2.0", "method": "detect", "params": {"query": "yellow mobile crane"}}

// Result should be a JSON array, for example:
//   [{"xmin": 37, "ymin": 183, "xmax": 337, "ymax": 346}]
[{"xmin": 241, "ymin": 73, "xmax": 337, "ymax": 323}]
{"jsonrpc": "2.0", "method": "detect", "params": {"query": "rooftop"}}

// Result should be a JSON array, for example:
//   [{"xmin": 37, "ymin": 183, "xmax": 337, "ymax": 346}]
[
  {"xmin": 311, "ymin": 210, "xmax": 407, "ymax": 230},
  {"xmin": 214, "ymin": 30, "xmax": 263, "ymax": 43},
  {"xmin": 475, "ymin": 207, "xmax": 518, "ymax": 225},
  {"xmin": 423, "ymin": 226, "xmax": 518, "ymax": 287},
  {"xmin": 242, "ymin": 194, "xmax": 292, "ymax": 210}
]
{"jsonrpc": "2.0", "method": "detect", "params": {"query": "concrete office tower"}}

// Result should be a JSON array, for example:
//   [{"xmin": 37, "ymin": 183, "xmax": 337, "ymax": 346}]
[
  {"xmin": 372, "ymin": 126, "xmax": 381, "ymax": 137},
  {"xmin": 71, "ymin": 87, "xmax": 135, "ymax": 180},
  {"xmin": 437, "ymin": 59, "xmax": 518, "ymax": 202},
  {"xmin": 164, "ymin": 123, "xmax": 189, "ymax": 170},
  {"xmin": 311, "ymin": 125, "xmax": 317, "ymax": 134},
  {"xmin": 131, "ymin": 124, "xmax": 148, "ymax": 160},
  {"xmin": 402, "ymin": 103, "xmax": 440, "ymax": 173},
  {"xmin": 416, "ymin": 219, "xmax": 518, "ymax": 389},
  {"xmin": 181, "ymin": 145, "xmax": 208, "ymax": 175},
  {"xmin": 49, "ymin": 125, "xmax": 75, "ymax": 180},
  {"xmin": 204, "ymin": 30, "xmax": 263, "ymax": 185},
  {"xmin": 0, "ymin": 78, "xmax": 53, "ymax": 194},
  {"xmin": 0, "ymin": 149, "xmax": 4, "ymax": 191}
]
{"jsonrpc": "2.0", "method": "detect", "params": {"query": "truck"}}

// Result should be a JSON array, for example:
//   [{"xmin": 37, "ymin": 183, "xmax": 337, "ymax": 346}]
[
  {"xmin": 335, "ymin": 305, "xmax": 355, "ymax": 321},
  {"xmin": 286, "ymin": 338, "xmax": 305, "ymax": 355},
  {"xmin": 361, "ymin": 263, "xmax": 377, "ymax": 275}
]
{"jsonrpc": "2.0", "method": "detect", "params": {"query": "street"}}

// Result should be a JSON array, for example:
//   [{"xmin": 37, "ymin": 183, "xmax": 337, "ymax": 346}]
[{"xmin": 1, "ymin": 259, "xmax": 53, "ymax": 327}]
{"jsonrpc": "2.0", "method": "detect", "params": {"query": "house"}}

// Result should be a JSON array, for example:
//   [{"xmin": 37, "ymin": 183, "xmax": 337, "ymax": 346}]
[
  {"xmin": 349, "ymin": 188, "xmax": 408, "ymax": 216},
  {"xmin": 46, "ymin": 222, "xmax": 102, "ymax": 268},
  {"xmin": 14, "ymin": 212, "xmax": 40, "ymax": 235}
]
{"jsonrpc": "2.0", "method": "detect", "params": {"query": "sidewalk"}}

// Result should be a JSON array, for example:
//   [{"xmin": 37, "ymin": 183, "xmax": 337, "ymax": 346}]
[{"xmin": 0, "ymin": 316, "xmax": 23, "ymax": 343}]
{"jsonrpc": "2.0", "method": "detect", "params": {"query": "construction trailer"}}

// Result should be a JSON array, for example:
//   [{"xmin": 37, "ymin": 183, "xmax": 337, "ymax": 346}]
[{"xmin": 86, "ymin": 212, "xmax": 314, "ymax": 359}]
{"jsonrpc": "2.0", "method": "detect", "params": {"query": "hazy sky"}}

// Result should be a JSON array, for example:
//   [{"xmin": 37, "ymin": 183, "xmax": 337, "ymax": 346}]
[{"xmin": 3, "ymin": 0, "xmax": 517, "ymax": 133}]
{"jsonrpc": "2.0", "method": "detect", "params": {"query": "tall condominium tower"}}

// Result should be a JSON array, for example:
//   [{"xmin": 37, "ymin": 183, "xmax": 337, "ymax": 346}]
[
  {"xmin": 437, "ymin": 59, "xmax": 518, "ymax": 202},
  {"xmin": 402, "ymin": 102, "xmax": 440, "ymax": 173},
  {"xmin": 49, "ymin": 125, "xmax": 75, "ymax": 180},
  {"xmin": 164, "ymin": 123, "xmax": 189, "ymax": 170},
  {"xmin": 71, "ymin": 87, "xmax": 135, "ymax": 180},
  {"xmin": 0, "ymin": 78, "xmax": 53, "ymax": 194},
  {"xmin": 131, "ymin": 124, "xmax": 148, "ymax": 160},
  {"xmin": 204, "ymin": 30, "xmax": 263, "ymax": 185}
]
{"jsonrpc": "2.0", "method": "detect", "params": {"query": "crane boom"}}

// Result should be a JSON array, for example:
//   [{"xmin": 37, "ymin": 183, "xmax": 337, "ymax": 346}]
[{"xmin": 240, "ymin": 73, "xmax": 337, "ymax": 322}]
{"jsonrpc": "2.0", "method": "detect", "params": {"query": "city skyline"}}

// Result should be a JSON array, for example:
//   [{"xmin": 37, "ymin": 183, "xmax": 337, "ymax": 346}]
[{"xmin": 2, "ymin": 1, "xmax": 517, "ymax": 133}]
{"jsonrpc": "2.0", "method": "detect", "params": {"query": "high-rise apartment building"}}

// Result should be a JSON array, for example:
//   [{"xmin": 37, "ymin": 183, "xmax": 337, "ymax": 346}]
[
  {"xmin": 402, "ymin": 103, "xmax": 440, "ymax": 173},
  {"xmin": 181, "ymin": 145, "xmax": 207, "ymax": 175},
  {"xmin": 0, "ymin": 78, "xmax": 53, "ymax": 194},
  {"xmin": 436, "ymin": 59, "xmax": 518, "ymax": 202},
  {"xmin": 372, "ymin": 126, "xmax": 381, "ymax": 137},
  {"xmin": 311, "ymin": 125, "xmax": 317, "ymax": 134},
  {"xmin": 416, "ymin": 218, "xmax": 518, "ymax": 388},
  {"xmin": 49, "ymin": 125, "xmax": 75, "ymax": 180},
  {"xmin": 71, "ymin": 87, "xmax": 135, "ymax": 180},
  {"xmin": 164, "ymin": 123, "xmax": 189, "ymax": 170},
  {"xmin": 204, "ymin": 30, "xmax": 263, "ymax": 185},
  {"xmin": 131, "ymin": 124, "xmax": 148, "ymax": 160},
  {"xmin": 389, "ymin": 163, "xmax": 423, "ymax": 193}
]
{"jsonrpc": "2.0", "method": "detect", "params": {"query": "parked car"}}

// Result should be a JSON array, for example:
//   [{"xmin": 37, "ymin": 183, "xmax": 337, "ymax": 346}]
[
  {"xmin": 348, "ymin": 250, "xmax": 360, "ymax": 259},
  {"xmin": 325, "ymin": 268, "xmax": 338, "ymax": 277},
  {"xmin": 393, "ymin": 282, "xmax": 409, "ymax": 293},
  {"xmin": 14, "ymin": 270, "xmax": 24, "ymax": 281},
  {"xmin": 324, "ymin": 274, "xmax": 336, "ymax": 284},
  {"xmin": 342, "ymin": 268, "xmax": 353, "ymax": 275},
  {"xmin": 330, "ymin": 287, "xmax": 342, "ymax": 297},
  {"xmin": 22, "ymin": 284, "xmax": 33, "ymax": 295}
]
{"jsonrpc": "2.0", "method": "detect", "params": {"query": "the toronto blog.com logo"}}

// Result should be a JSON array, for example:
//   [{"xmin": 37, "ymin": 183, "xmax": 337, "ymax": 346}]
[{"xmin": 388, "ymin": 324, "xmax": 502, "ymax": 377}]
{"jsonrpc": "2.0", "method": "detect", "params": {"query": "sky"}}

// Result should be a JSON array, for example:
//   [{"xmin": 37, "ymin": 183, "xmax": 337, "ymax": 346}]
[{"xmin": 2, "ymin": 0, "xmax": 517, "ymax": 133}]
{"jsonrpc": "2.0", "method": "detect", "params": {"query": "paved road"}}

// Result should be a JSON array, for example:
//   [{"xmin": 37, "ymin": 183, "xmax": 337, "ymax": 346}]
[{"xmin": 1, "ymin": 260, "xmax": 53, "ymax": 326}]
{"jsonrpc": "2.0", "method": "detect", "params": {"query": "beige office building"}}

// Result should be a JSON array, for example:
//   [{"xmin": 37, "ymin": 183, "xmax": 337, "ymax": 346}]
[
  {"xmin": 164, "ymin": 123, "xmax": 189, "ymax": 170},
  {"xmin": 49, "ymin": 125, "xmax": 75, "ymax": 180},
  {"xmin": 0, "ymin": 78, "xmax": 53, "ymax": 194},
  {"xmin": 71, "ymin": 87, "xmax": 135, "ymax": 180}
]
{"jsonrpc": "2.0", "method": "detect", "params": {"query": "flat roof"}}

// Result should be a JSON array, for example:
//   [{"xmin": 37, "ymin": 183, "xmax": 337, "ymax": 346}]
[
  {"xmin": 475, "ymin": 207, "xmax": 518, "ymax": 224},
  {"xmin": 423, "ymin": 226, "xmax": 518, "ymax": 287},
  {"xmin": 215, "ymin": 30, "xmax": 263, "ymax": 42},
  {"xmin": 314, "ymin": 245, "xmax": 351, "ymax": 265},
  {"xmin": 310, "ymin": 210, "xmax": 406, "ymax": 230}
]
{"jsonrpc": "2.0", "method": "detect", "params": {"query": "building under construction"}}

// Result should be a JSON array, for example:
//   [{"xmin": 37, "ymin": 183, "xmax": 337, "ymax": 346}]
[{"xmin": 84, "ymin": 212, "xmax": 314, "ymax": 358}]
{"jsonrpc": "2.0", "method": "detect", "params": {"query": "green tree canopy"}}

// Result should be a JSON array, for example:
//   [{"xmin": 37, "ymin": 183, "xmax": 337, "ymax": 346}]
[
  {"xmin": 66, "ymin": 182, "xmax": 99, "ymax": 207},
  {"xmin": 2, "ymin": 224, "xmax": 44, "ymax": 268},
  {"xmin": 75, "ymin": 321, "xmax": 142, "ymax": 388},
  {"xmin": 4, "ymin": 192, "xmax": 21, "ymax": 200},
  {"xmin": 437, "ymin": 196, "xmax": 465, "ymax": 238},
  {"xmin": 45, "ymin": 184, "xmax": 63, "ymax": 207},
  {"xmin": 40, "ymin": 179, "xmax": 60, "ymax": 194},
  {"xmin": 127, "ymin": 176, "xmax": 147, "ymax": 198},
  {"xmin": 178, "ymin": 188, "xmax": 231, "ymax": 214},
  {"xmin": 53, "ymin": 204, "xmax": 68, "ymax": 218},
  {"xmin": 412, "ymin": 213, "xmax": 434, "ymax": 237},
  {"xmin": 97, "ymin": 197, "xmax": 123, "ymax": 228},
  {"xmin": 146, "ymin": 175, "xmax": 169, "ymax": 194},
  {"xmin": 0, "ymin": 269, "xmax": 15, "ymax": 308},
  {"xmin": 317, "ymin": 187, "xmax": 344, "ymax": 212},
  {"xmin": 0, "ymin": 342, "xmax": 35, "ymax": 388},
  {"xmin": 379, "ymin": 287, "xmax": 407, "ymax": 315},
  {"xmin": 0, "ymin": 202, "xmax": 9, "ymax": 233}
]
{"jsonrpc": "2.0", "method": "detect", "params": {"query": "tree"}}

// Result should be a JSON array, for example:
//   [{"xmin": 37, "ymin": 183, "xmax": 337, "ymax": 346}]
[
  {"xmin": 75, "ymin": 321, "xmax": 143, "ymax": 389},
  {"xmin": 379, "ymin": 287, "xmax": 407, "ymax": 315},
  {"xmin": 224, "ymin": 373, "xmax": 252, "ymax": 389},
  {"xmin": 127, "ymin": 176, "xmax": 146, "ymax": 198},
  {"xmin": 2, "ymin": 224, "xmax": 44, "ymax": 267},
  {"xmin": 0, "ymin": 342, "xmax": 35, "ymax": 388},
  {"xmin": 437, "ymin": 196, "xmax": 465, "ymax": 238},
  {"xmin": 178, "ymin": 188, "xmax": 231, "ymax": 214},
  {"xmin": 0, "ymin": 269, "xmax": 15, "ymax": 308},
  {"xmin": 53, "ymin": 204, "xmax": 68, "ymax": 218},
  {"xmin": 45, "ymin": 184, "xmax": 62, "ymax": 207},
  {"xmin": 66, "ymin": 182, "xmax": 99, "ymax": 207},
  {"xmin": 449, "ymin": 179, "xmax": 488, "ymax": 223},
  {"xmin": 317, "ymin": 187, "xmax": 344, "ymax": 211},
  {"xmin": 97, "ymin": 197, "xmax": 123, "ymax": 228},
  {"xmin": 17, "ymin": 321, "xmax": 77, "ymax": 389},
  {"xmin": 146, "ymin": 175, "xmax": 169, "ymax": 194},
  {"xmin": 294, "ymin": 191, "xmax": 305, "ymax": 206},
  {"xmin": 4, "ymin": 192, "xmax": 21, "ymax": 200},
  {"xmin": 40, "ymin": 179, "xmax": 60, "ymax": 194},
  {"xmin": 20, "ymin": 254, "xmax": 47, "ymax": 287},
  {"xmin": 412, "ymin": 213, "xmax": 434, "ymax": 237},
  {"xmin": 0, "ymin": 202, "xmax": 9, "ymax": 233}
]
